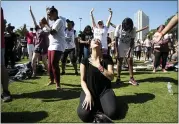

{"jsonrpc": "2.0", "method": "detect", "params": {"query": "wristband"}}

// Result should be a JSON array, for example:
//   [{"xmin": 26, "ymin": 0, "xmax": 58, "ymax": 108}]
[{"xmin": 98, "ymin": 65, "xmax": 104, "ymax": 72}]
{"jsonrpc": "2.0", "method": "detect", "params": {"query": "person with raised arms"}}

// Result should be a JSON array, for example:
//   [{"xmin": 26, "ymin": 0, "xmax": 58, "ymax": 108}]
[
  {"xmin": 29, "ymin": 6, "xmax": 49, "ymax": 77},
  {"xmin": 90, "ymin": 8, "xmax": 113, "ymax": 55}
]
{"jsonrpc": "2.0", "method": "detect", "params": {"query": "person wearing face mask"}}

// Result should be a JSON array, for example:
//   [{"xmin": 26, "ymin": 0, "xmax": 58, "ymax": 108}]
[
  {"xmin": 61, "ymin": 20, "xmax": 78, "ymax": 76},
  {"xmin": 29, "ymin": 6, "xmax": 49, "ymax": 78},
  {"xmin": 90, "ymin": 8, "xmax": 113, "ymax": 55},
  {"xmin": 77, "ymin": 38, "xmax": 117, "ymax": 123},
  {"xmin": 114, "ymin": 18, "xmax": 138, "ymax": 86}
]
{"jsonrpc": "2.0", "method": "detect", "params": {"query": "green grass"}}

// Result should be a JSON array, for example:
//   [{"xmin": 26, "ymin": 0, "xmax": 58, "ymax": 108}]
[{"xmin": 1, "ymin": 58, "xmax": 178, "ymax": 123}]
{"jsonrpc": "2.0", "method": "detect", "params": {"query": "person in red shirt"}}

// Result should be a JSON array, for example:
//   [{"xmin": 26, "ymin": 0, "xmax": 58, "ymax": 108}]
[
  {"xmin": 1, "ymin": 7, "xmax": 12, "ymax": 102},
  {"xmin": 26, "ymin": 28, "xmax": 35, "ymax": 62}
]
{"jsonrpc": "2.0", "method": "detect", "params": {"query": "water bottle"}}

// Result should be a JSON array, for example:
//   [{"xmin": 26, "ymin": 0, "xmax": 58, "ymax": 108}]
[{"xmin": 167, "ymin": 82, "xmax": 173, "ymax": 95}]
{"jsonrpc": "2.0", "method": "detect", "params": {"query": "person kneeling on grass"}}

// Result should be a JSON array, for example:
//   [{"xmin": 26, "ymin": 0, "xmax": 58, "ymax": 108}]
[{"xmin": 77, "ymin": 38, "xmax": 118, "ymax": 123}]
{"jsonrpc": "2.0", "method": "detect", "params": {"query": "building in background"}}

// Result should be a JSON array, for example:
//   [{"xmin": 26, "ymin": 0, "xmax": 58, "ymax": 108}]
[{"xmin": 134, "ymin": 10, "xmax": 149, "ymax": 41}]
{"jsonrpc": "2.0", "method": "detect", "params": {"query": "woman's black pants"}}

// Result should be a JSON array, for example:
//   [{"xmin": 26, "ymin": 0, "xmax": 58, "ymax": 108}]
[{"xmin": 77, "ymin": 89, "xmax": 117, "ymax": 122}]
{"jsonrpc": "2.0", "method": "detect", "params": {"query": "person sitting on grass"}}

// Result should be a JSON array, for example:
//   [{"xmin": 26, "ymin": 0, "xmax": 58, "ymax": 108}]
[{"xmin": 77, "ymin": 38, "xmax": 118, "ymax": 123}]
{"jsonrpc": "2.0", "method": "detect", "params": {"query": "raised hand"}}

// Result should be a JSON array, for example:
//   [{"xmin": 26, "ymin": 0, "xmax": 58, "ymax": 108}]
[
  {"xmin": 90, "ymin": 8, "xmax": 94, "ymax": 15},
  {"xmin": 108, "ymin": 8, "xmax": 113, "ymax": 14},
  {"xmin": 46, "ymin": 6, "xmax": 50, "ymax": 13},
  {"xmin": 29, "ymin": 5, "xmax": 32, "ymax": 11}
]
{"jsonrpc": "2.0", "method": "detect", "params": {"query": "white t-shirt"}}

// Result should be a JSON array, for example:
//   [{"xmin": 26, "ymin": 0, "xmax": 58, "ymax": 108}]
[
  {"xmin": 93, "ymin": 26, "xmax": 109, "ymax": 49},
  {"xmin": 48, "ymin": 18, "xmax": 66, "ymax": 52},
  {"xmin": 144, "ymin": 38, "xmax": 152, "ymax": 47},
  {"xmin": 65, "ymin": 29, "xmax": 77, "ymax": 49},
  {"xmin": 114, "ymin": 25, "xmax": 136, "ymax": 46},
  {"xmin": 59, "ymin": 16, "xmax": 66, "ymax": 27},
  {"xmin": 114, "ymin": 25, "xmax": 136, "ymax": 57}
]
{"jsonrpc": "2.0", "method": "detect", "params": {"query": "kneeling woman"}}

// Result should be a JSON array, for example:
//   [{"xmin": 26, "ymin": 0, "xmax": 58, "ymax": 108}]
[{"xmin": 77, "ymin": 38, "xmax": 118, "ymax": 122}]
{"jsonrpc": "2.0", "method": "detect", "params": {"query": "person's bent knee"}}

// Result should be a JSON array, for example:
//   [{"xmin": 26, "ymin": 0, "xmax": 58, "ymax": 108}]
[
  {"xmin": 77, "ymin": 106, "xmax": 93, "ymax": 122},
  {"xmin": 105, "ymin": 107, "xmax": 117, "ymax": 119}
]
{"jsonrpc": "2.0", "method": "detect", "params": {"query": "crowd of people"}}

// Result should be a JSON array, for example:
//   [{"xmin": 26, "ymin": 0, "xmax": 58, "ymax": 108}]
[{"xmin": 1, "ymin": 6, "xmax": 178, "ymax": 122}]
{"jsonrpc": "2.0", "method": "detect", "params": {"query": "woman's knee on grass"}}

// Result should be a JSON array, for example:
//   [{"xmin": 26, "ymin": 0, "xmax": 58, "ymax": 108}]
[{"xmin": 77, "ymin": 105, "xmax": 94, "ymax": 122}]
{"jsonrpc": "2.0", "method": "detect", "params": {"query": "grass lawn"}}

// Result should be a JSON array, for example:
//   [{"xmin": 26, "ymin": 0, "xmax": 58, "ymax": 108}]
[{"xmin": 1, "ymin": 58, "xmax": 178, "ymax": 123}]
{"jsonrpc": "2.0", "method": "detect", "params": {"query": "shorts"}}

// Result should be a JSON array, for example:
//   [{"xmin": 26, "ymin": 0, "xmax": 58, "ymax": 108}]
[
  {"xmin": 27, "ymin": 44, "xmax": 34, "ymax": 54},
  {"xmin": 34, "ymin": 47, "xmax": 47, "ymax": 55},
  {"xmin": 1, "ymin": 48, "xmax": 5, "ymax": 65},
  {"xmin": 147, "ymin": 47, "xmax": 151, "ymax": 53},
  {"xmin": 118, "ymin": 44, "xmax": 133, "ymax": 58}
]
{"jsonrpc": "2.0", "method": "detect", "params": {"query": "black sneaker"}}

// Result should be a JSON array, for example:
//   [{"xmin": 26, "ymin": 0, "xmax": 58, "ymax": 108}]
[
  {"xmin": 116, "ymin": 78, "xmax": 122, "ymax": 85},
  {"xmin": 1, "ymin": 91, "xmax": 12, "ymax": 102},
  {"xmin": 93, "ymin": 112, "xmax": 113, "ymax": 123},
  {"xmin": 61, "ymin": 72, "xmax": 65, "ymax": 75}
]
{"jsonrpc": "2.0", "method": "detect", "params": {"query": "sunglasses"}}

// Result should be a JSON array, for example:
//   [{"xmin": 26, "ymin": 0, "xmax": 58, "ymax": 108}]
[{"xmin": 98, "ymin": 23, "xmax": 103, "ymax": 25}]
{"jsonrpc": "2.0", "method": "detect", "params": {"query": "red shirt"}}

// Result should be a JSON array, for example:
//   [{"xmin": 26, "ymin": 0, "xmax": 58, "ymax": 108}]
[
  {"xmin": 26, "ymin": 31, "xmax": 35, "ymax": 44},
  {"xmin": 1, "ymin": 8, "xmax": 5, "ymax": 48}
]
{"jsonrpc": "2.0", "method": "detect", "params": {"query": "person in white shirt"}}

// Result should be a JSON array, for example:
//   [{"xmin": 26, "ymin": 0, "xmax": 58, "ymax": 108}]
[
  {"xmin": 114, "ymin": 18, "xmax": 138, "ymax": 86},
  {"xmin": 143, "ymin": 35, "xmax": 152, "ymax": 61},
  {"xmin": 61, "ymin": 20, "xmax": 78, "ymax": 75},
  {"xmin": 90, "ymin": 8, "xmax": 113, "ymax": 54},
  {"xmin": 42, "ymin": 6, "xmax": 66, "ymax": 90}
]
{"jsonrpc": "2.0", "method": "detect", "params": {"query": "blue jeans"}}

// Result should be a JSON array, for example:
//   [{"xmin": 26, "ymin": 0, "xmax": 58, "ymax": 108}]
[{"xmin": 84, "ymin": 47, "xmax": 90, "ymax": 59}]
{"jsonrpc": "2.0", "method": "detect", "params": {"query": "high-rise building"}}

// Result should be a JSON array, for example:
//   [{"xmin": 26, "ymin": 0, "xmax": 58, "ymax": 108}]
[{"xmin": 134, "ymin": 10, "xmax": 149, "ymax": 41}]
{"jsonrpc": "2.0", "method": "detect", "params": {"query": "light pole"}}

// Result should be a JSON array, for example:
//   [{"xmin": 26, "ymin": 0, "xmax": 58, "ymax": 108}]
[{"xmin": 79, "ymin": 18, "xmax": 82, "ymax": 31}]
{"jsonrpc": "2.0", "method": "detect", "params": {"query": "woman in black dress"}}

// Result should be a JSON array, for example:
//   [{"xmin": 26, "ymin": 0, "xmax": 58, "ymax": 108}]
[{"xmin": 77, "ymin": 38, "xmax": 118, "ymax": 122}]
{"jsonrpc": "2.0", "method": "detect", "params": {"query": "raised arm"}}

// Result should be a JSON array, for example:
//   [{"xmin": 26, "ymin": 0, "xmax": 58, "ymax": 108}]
[
  {"xmin": 136, "ymin": 25, "xmax": 149, "ymax": 33},
  {"xmin": 90, "ymin": 8, "xmax": 97, "ymax": 28},
  {"xmin": 46, "ymin": 6, "xmax": 50, "ymax": 25},
  {"xmin": 162, "ymin": 14, "xmax": 178, "ymax": 35},
  {"xmin": 156, "ymin": 14, "xmax": 178, "ymax": 42},
  {"xmin": 106, "ymin": 8, "xmax": 113, "ymax": 28},
  {"xmin": 29, "ymin": 6, "xmax": 38, "ymax": 27},
  {"xmin": 110, "ymin": 22, "xmax": 116, "ymax": 28}
]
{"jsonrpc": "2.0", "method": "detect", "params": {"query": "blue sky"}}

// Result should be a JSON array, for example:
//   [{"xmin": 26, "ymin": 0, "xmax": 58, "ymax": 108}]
[{"xmin": 2, "ymin": 1, "xmax": 177, "ymax": 33}]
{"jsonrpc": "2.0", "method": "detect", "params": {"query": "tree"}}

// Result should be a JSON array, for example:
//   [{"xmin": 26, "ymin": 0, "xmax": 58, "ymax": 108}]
[{"xmin": 15, "ymin": 24, "xmax": 28, "ymax": 38}]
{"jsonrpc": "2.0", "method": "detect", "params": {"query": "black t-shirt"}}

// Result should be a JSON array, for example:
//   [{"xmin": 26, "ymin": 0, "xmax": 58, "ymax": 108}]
[
  {"xmin": 4, "ymin": 32, "xmax": 17, "ymax": 49},
  {"xmin": 81, "ymin": 32, "xmax": 93, "ymax": 48},
  {"xmin": 81, "ymin": 54, "xmax": 113, "ymax": 100}
]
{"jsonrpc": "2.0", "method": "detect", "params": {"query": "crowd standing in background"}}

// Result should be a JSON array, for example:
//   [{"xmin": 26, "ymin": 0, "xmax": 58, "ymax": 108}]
[{"xmin": 1, "ymin": 5, "xmax": 178, "ymax": 122}]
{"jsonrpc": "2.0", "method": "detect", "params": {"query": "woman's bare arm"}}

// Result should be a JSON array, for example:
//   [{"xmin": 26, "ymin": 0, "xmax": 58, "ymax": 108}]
[
  {"xmin": 110, "ymin": 22, "xmax": 116, "ymax": 28},
  {"xmin": 90, "ymin": 8, "xmax": 97, "ymax": 28},
  {"xmin": 29, "ymin": 6, "xmax": 38, "ymax": 27},
  {"xmin": 80, "ymin": 64, "xmax": 91, "ymax": 96},
  {"xmin": 106, "ymin": 8, "xmax": 113, "ymax": 28},
  {"xmin": 136, "ymin": 25, "xmax": 149, "ymax": 33},
  {"xmin": 156, "ymin": 14, "xmax": 178, "ymax": 42}
]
